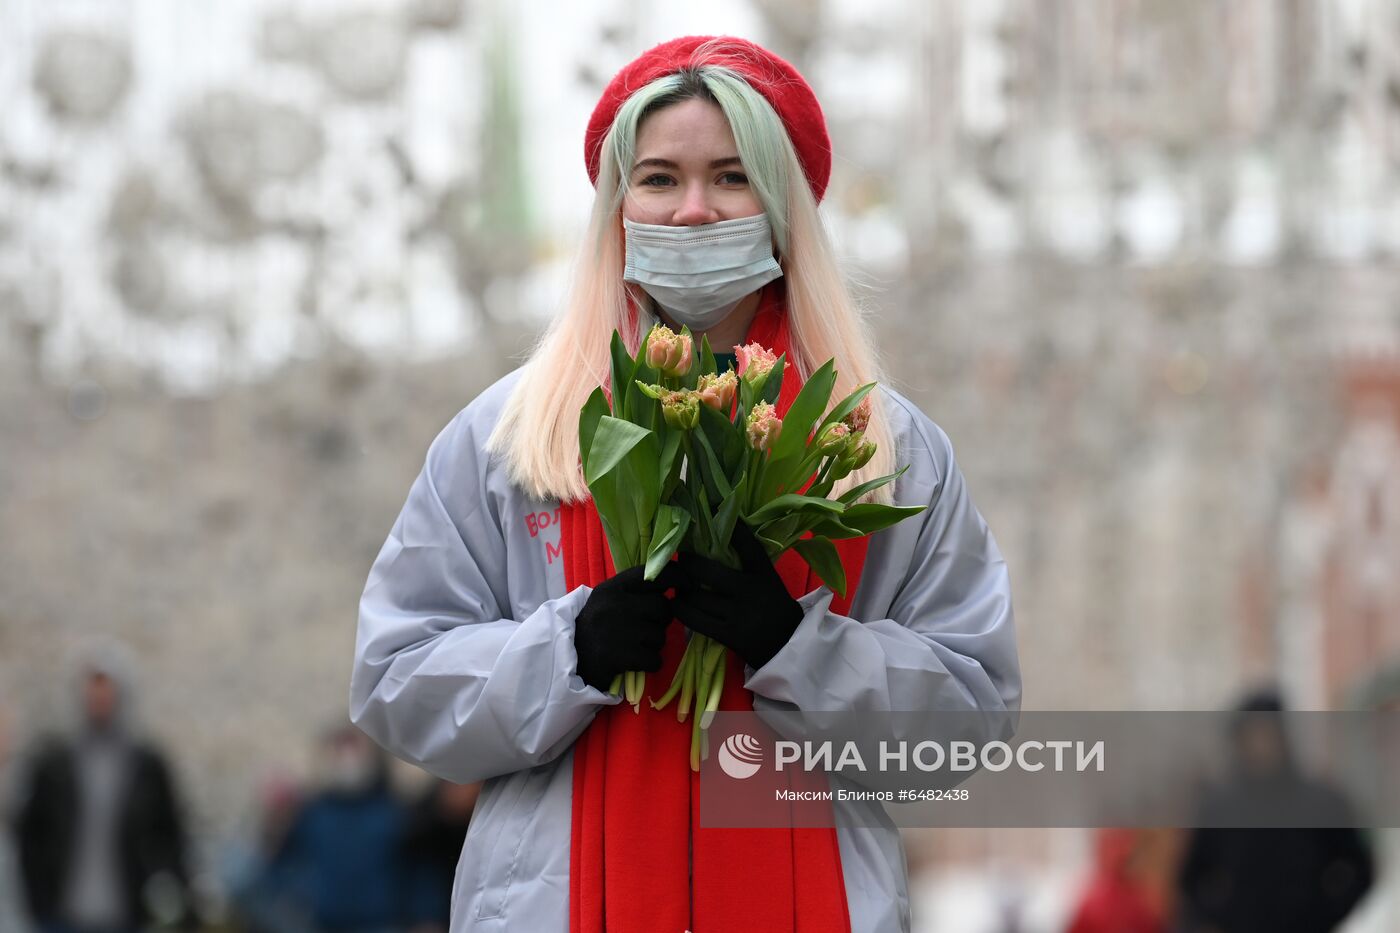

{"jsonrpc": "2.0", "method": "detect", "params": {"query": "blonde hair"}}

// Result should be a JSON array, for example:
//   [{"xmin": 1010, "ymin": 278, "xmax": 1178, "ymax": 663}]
[{"xmin": 486, "ymin": 48, "xmax": 896, "ymax": 507}]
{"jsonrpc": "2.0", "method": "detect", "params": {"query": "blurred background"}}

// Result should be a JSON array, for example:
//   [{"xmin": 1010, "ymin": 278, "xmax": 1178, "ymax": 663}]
[{"xmin": 2, "ymin": 0, "xmax": 1398, "ymax": 930}]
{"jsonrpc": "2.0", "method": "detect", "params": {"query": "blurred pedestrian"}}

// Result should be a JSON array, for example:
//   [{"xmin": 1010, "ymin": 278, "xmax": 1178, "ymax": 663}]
[
  {"xmin": 13, "ymin": 644, "xmax": 194, "ymax": 933},
  {"xmin": 262, "ymin": 723, "xmax": 409, "ymax": 933},
  {"xmin": 1065, "ymin": 828, "xmax": 1164, "ymax": 933},
  {"xmin": 222, "ymin": 772, "xmax": 313, "ymax": 933},
  {"xmin": 0, "ymin": 706, "xmax": 35, "ymax": 933},
  {"xmin": 1174, "ymin": 687, "xmax": 1375, "ymax": 933}
]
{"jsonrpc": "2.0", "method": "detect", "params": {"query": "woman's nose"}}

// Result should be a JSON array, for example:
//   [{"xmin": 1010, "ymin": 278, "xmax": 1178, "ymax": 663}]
[{"xmin": 671, "ymin": 184, "xmax": 720, "ymax": 227}]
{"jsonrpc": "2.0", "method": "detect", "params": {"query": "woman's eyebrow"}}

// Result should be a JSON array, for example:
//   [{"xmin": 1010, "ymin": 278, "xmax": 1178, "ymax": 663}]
[{"xmin": 631, "ymin": 156, "xmax": 743, "ymax": 173}]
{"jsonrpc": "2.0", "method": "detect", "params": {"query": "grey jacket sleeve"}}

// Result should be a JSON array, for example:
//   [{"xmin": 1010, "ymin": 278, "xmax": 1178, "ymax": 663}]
[
  {"xmin": 743, "ymin": 393, "xmax": 1021, "ymax": 725},
  {"xmin": 348, "ymin": 405, "xmax": 620, "ymax": 786}
]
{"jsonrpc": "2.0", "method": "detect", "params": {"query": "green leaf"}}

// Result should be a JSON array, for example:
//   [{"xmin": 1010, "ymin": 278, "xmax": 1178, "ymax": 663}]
[
  {"xmin": 592, "ymin": 493, "xmax": 636, "ymax": 569},
  {"xmin": 626, "ymin": 362, "xmax": 661, "ymax": 432},
  {"xmin": 755, "ymin": 529, "xmax": 784, "ymax": 561},
  {"xmin": 793, "ymin": 536, "xmax": 847, "ymax": 598},
  {"xmin": 737, "ymin": 374, "xmax": 753, "ymax": 419},
  {"xmin": 671, "ymin": 481, "xmax": 696, "ymax": 525},
  {"xmin": 836, "ymin": 503, "xmax": 927, "ymax": 535},
  {"xmin": 609, "ymin": 331, "xmax": 635, "ymax": 419},
  {"xmin": 584, "ymin": 416, "xmax": 662, "ymax": 568},
  {"xmin": 770, "ymin": 358, "xmax": 836, "ymax": 467},
  {"xmin": 691, "ymin": 426, "xmax": 733, "ymax": 500},
  {"xmin": 837, "ymin": 464, "xmax": 911, "ymax": 505},
  {"xmin": 658, "ymin": 428, "xmax": 683, "ymax": 492},
  {"xmin": 711, "ymin": 473, "xmax": 748, "ymax": 551},
  {"xmin": 645, "ymin": 505, "xmax": 690, "ymax": 580},
  {"xmin": 755, "ymin": 359, "xmax": 836, "ymax": 502},
  {"xmin": 697, "ymin": 402, "xmax": 745, "ymax": 478},
  {"xmin": 692, "ymin": 483, "xmax": 715, "ymax": 556},
  {"xmin": 754, "ymin": 512, "xmax": 802, "ymax": 550},
  {"xmin": 584, "ymin": 417, "xmax": 656, "ymax": 486},
  {"xmin": 699, "ymin": 334, "xmax": 717, "ymax": 378},
  {"xmin": 818, "ymin": 382, "xmax": 878, "ymax": 434},
  {"xmin": 747, "ymin": 492, "xmax": 846, "ymax": 526},
  {"xmin": 617, "ymin": 453, "xmax": 657, "ymax": 566},
  {"xmin": 579, "ymin": 387, "xmax": 609, "ymax": 476},
  {"xmin": 805, "ymin": 516, "xmax": 867, "ymax": 540},
  {"xmin": 628, "ymin": 431, "xmax": 662, "ymax": 514},
  {"xmin": 759, "ymin": 355, "xmax": 786, "ymax": 407},
  {"xmin": 758, "ymin": 448, "xmax": 814, "ymax": 501}
]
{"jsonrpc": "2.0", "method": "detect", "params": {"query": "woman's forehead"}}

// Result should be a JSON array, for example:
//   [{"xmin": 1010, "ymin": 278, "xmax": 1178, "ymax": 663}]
[{"xmin": 635, "ymin": 98, "xmax": 738, "ymax": 158}]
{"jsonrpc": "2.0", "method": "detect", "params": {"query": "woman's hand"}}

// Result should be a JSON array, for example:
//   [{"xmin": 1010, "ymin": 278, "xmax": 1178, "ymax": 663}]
[
  {"xmin": 573, "ymin": 562, "xmax": 682, "ymax": 692},
  {"xmin": 671, "ymin": 521, "xmax": 804, "ymax": 671}
]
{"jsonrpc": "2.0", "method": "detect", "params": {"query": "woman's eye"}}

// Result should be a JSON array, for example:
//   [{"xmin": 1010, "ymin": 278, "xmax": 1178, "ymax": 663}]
[
  {"xmin": 719, "ymin": 172, "xmax": 749, "ymax": 185},
  {"xmin": 641, "ymin": 174, "xmax": 675, "ymax": 187}
]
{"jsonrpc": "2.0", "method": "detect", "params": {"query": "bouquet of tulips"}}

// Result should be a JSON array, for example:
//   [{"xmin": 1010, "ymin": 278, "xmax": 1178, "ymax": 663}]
[{"xmin": 578, "ymin": 323, "xmax": 924, "ymax": 764}]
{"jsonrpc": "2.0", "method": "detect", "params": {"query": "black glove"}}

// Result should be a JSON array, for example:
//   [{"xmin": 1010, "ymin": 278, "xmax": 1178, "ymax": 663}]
[
  {"xmin": 573, "ymin": 562, "xmax": 682, "ymax": 691},
  {"xmin": 671, "ymin": 520, "xmax": 804, "ymax": 671}
]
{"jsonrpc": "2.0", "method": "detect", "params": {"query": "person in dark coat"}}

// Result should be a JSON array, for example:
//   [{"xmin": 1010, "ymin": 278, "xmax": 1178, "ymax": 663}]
[
  {"xmin": 13, "ymin": 646, "xmax": 194, "ymax": 933},
  {"xmin": 261, "ymin": 723, "xmax": 410, "ymax": 933},
  {"xmin": 1174, "ymin": 687, "xmax": 1375, "ymax": 933}
]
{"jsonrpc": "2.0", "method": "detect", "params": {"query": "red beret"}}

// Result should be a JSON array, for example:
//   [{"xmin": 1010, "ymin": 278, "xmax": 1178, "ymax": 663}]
[{"xmin": 584, "ymin": 35, "xmax": 832, "ymax": 203}]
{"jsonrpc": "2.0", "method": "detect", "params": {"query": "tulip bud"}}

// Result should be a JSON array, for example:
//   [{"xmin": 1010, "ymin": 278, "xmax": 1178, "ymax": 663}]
[
  {"xmin": 842, "ymin": 396, "xmax": 872, "ymax": 435},
  {"xmin": 661, "ymin": 389, "xmax": 700, "ymax": 431},
  {"xmin": 697, "ymin": 371, "xmax": 737, "ymax": 413},
  {"xmin": 848, "ymin": 438, "xmax": 876, "ymax": 470},
  {"xmin": 746, "ymin": 400, "xmax": 782, "ymax": 451},
  {"xmin": 828, "ymin": 432, "xmax": 875, "ymax": 480},
  {"xmin": 817, "ymin": 422, "xmax": 850, "ymax": 456}
]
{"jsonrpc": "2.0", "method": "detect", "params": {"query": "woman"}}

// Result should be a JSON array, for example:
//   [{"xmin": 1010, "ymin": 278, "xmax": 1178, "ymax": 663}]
[{"xmin": 349, "ymin": 35, "xmax": 1021, "ymax": 933}]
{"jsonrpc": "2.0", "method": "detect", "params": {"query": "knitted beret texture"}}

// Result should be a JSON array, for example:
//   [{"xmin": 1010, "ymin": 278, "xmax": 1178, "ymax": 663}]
[{"xmin": 583, "ymin": 35, "xmax": 832, "ymax": 203}]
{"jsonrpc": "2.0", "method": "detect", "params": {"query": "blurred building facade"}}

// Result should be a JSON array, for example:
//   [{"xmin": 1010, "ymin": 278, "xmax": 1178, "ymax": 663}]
[{"xmin": 2, "ymin": 0, "xmax": 1399, "ymax": 929}]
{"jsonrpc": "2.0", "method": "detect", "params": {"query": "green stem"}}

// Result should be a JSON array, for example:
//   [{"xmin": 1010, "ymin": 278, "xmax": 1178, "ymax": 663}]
[
  {"xmin": 650, "ymin": 635, "xmax": 698, "ymax": 711},
  {"xmin": 746, "ymin": 446, "xmax": 764, "ymax": 514},
  {"xmin": 806, "ymin": 469, "xmax": 837, "ymax": 502},
  {"xmin": 677, "ymin": 634, "xmax": 701, "ymax": 722},
  {"xmin": 699, "ymin": 652, "xmax": 725, "ymax": 731},
  {"xmin": 791, "ymin": 446, "xmax": 825, "ymax": 493},
  {"xmin": 690, "ymin": 709, "xmax": 703, "ymax": 771},
  {"xmin": 694, "ymin": 636, "xmax": 721, "ymax": 730},
  {"xmin": 609, "ymin": 673, "xmax": 623, "ymax": 697}
]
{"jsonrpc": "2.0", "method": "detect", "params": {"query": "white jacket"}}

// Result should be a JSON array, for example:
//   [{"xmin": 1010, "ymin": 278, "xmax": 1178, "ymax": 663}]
[{"xmin": 349, "ymin": 366, "xmax": 1022, "ymax": 932}]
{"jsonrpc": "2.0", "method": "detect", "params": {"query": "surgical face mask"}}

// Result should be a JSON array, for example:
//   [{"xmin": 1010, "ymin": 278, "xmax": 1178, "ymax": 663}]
[{"xmin": 622, "ymin": 213, "xmax": 783, "ymax": 331}]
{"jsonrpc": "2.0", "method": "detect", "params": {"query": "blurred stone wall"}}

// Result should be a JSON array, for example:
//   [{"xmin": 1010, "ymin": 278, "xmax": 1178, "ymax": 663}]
[{"xmin": 3, "ymin": 0, "xmax": 1400, "ymax": 893}]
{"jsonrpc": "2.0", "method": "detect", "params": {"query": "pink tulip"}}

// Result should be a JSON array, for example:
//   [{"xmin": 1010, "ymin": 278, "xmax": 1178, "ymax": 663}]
[
  {"xmin": 646, "ymin": 325, "xmax": 694, "ymax": 378},
  {"xmin": 697, "ymin": 371, "xmax": 737, "ymax": 413},
  {"xmin": 746, "ymin": 400, "xmax": 782, "ymax": 451},
  {"xmin": 734, "ymin": 342, "xmax": 778, "ymax": 382}
]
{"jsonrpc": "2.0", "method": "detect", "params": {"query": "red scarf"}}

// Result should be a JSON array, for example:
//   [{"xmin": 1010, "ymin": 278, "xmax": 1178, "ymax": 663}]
[{"xmin": 563, "ymin": 283, "xmax": 872, "ymax": 933}]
